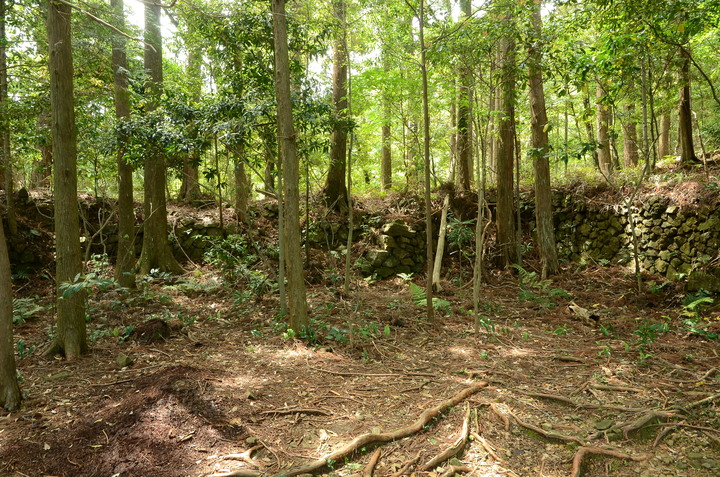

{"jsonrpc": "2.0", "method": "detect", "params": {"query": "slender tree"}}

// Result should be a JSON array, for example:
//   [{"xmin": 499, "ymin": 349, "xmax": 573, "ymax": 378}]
[
  {"xmin": 272, "ymin": 0, "xmax": 308, "ymax": 331},
  {"xmin": 0, "ymin": 0, "xmax": 15, "ymax": 235},
  {"xmin": 46, "ymin": 0, "xmax": 87, "ymax": 358},
  {"xmin": 111, "ymin": 0, "xmax": 136, "ymax": 289},
  {"xmin": 137, "ymin": 1, "xmax": 183, "ymax": 275},
  {"xmin": 178, "ymin": 49, "xmax": 202, "ymax": 202},
  {"xmin": 323, "ymin": 0, "xmax": 349, "ymax": 212},
  {"xmin": 677, "ymin": 47, "xmax": 697, "ymax": 164},
  {"xmin": 455, "ymin": 0, "xmax": 473, "ymax": 192},
  {"xmin": 495, "ymin": 8, "xmax": 518, "ymax": 268},
  {"xmin": 596, "ymin": 83, "xmax": 612, "ymax": 176},
  {"xmin": 527, "ymin": 0, "xmax": 559, "ymax": 277},
  {"xmin": 0, "ymin": 216, "xmax": 19, "ymax": 410},
  {"xmin": 622, "ymin": 102, "xmax": 639, "ymax": 166},
  {"xmin": 380, "ymin": 45, "xmax": 392, "ymax": 191}
]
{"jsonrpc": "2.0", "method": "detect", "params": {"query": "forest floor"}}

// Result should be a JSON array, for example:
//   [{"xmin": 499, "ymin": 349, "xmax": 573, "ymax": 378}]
[{"xmin": 1, "ymin": 175, "xmax": 720, "ymax": 477}]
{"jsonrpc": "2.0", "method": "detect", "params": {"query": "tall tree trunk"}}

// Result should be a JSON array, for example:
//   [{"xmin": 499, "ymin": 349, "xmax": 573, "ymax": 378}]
[
  {"xmin": 678, "ymin": 48, "xmax": 697, "ymax": 164},
  {"xmin": 419, "ymin": 0, "xmax": 434, "ymax": 322},
  {"xmin": 178, "ymin": 50, "xmax": 202, "ymax": 201},
  {"xmin": 32, "ymin": 113, "xmax": 53, "ymax": 188},
  {"xmin": 596, "ymin": 83, "xmax": 612, "ymax": 176},
  {"xmin": 623, "ymin": 103, "xmax": 639, "ymax": 167},
  {"xmin": 455, "ymin": 0, "xmax": 473, "ymax": 192},
  {"xmin": 495, "ymin": 18, "xmax": 518, "ymax": 268},
  {"xmin": 0, "ymin": 216, "xmax": 19, "ymax": 410},
  {"xmin": 381, "ymin": 47, "xmax": 392, "ymax": 191},
  {"xmin": 658, "ymin": 114, "xmax": 671, "ymax": 159},
  {"xmin": 0, "ymin": 0, "xmax": 15, "ymax": 235},
  {"xmin": 111, "ymin": 0, "xmax": 136, "ymax": 289},
  {"xmin": 272, "ymin": 0, "xmax": 308, "ymax": 332},
  {"xmin": 235, "ymin": 147, "xmax": 250, "ymax": 224},
  {"xmin": 323, "ymin": 0, "xmax": 348, "ymax": 212},
  {"xmin": 527, "ymin": 0, "xmax": 558, "ymax": 278},
  {"xmin": 138, "ymin": 1, "xmax": 183, "ymax": 275},
  {"xmin": 46, "ymin": 0, "xmax": 87, "ymax": 358}
]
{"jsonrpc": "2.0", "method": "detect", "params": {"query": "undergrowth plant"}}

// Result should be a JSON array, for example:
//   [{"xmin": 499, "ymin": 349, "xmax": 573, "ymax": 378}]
[
  {"xmin": 409, "ymin": 282, "xmax": 451, "ymax": 315},
  {"xmin": 511, "ymin": 264, "xmax": 569, "ymax": 308},
  {"xmin": 681, "ymin": 290, "xmax": 718, "ymax": 340}
]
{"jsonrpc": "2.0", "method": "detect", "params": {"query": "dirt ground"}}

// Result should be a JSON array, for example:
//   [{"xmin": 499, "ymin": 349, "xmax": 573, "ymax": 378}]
[{"xmin": 1, "ymin": 256, "xmax": 719, "ymax": 477}]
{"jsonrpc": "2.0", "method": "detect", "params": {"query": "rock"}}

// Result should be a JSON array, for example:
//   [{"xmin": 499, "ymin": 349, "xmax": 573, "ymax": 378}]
[
  {"xmin": 116, "ymin": 353, "xmax": 134, "ymax": 368},
  {"xmin": 688, "ymin": 268, "xmax": 720, "ymax": 292},
  {"xmin": 366, "ymin": 249, "xmax": 389, "ymax": 268},
  {"xmin": 381, "ymin": 222, "xmax": 416, "ymax": 237}
]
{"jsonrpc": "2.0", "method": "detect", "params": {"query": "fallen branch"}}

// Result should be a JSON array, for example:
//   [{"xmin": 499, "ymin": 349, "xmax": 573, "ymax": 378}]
[
  {"xmin": 570, "ymin": 446, "xmax": 648, "ymax": 477},
  {"xmin": 363, "ymin": 448, "xmax": 382, "ymax": 477},
  {"xmin": 260, "ymin": 408, "xmax": 330, "ymax": 416},
  {"xmin": 419, "ymin": 403, "xmax": 472, "ymax": 471},
  {"xmin": 471, "ymin": 432, "xmax": 505, "ymax": 464},
  {"xmin": 277, "ymin": 382, "xmax": 488, "ymax": 477}
]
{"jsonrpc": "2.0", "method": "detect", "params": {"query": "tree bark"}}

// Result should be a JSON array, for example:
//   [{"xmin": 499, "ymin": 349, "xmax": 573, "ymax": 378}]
[
  {"xmin": 527, "ymin": 0, "xmax": 559, "ymax": 278},
  {"xmin": 0, "ymin": 0, "xmax": 15, "ymax": 235},
  {"xmin": 46, "ymin": 0, "xmax": 87, "ymax": 358},
  {"xmin": 596, "ymin": 83, "xmax": 612, "ymax": 176},
  {"xmin": 178, "ymin": 49, "xmax": 202, "ymax": 202},
  {"xmin": 137, "ymin": 1, "xmax": 183, "ymax": 276},
  {"xmin": 622, "ymin": 102, "xmax": 639, "ymax": 167},
  {"xmin": 381, "ymin": 47, "xmax": 392, "ymax": 191},
  {"xmin": 272, "ymin": 0, "xmax": 308, "ymax": 332},
  {"xmin": 495, "ymin": 20, "xmax": 518, "ymax": 268},
  {"xmin": 323, "ymin": 0, "xmax": 348, "ymax": 212},
  {"xmin": 455, "ymin": 0, "xmax": 473, "ymax": 192},
  {"xmin": 658, "ymin": 114, "xmax": 671, "ymax": 159},
  {"xmin": 111, "ymin": 0, "xmax": 136, "ymax": 289},
  {"xmin": 678, "ymin": 48, "xmax": 697, "ymax": 164},
  {"xmin": 235, "ymin": 147, "xmax": 250, "ymax": 224},
  {"xmin": 0, "ymin": 215, "xmax": 20, "ymax": 410}
]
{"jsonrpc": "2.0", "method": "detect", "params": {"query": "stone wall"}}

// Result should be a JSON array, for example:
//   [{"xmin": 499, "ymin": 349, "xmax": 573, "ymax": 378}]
[{"xmin": 358, "ymin": 222, "xmax": 429, "ymax": 278}]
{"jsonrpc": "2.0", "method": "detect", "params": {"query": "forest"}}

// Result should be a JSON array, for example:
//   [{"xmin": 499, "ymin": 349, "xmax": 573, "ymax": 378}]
[{"xmin": 0, "ymin": 0, "xmax": 720, "ymax": 476}]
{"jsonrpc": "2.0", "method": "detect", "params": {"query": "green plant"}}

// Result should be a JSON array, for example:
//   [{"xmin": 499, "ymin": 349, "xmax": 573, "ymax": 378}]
[
  {"xmin": 476, "ymin": 314, "xmax": 496, "ymax": 334},
  {"xmin": 59, "ymin": 272, "xmax": 116, "ymax": 299},
  {"xmin": 112, "ymin": 325, "xmax": 135, "ymax": 341},
  {"xmin": 511, "ymin": 264, "xmax": 569, "ymax": 308},
  {"xmin": 409, "ymin": 282, "xmax": 451, "ymax": 314},
  {"xmin": 553, "ymin": 324, "xmax": 568, "ymax": 335},
  {"xmin": 15, "ymin": 340, "xmax": 35, "ymax": 359},
  {"xmin": 680, "ymin": 291, "xmax": 718, "ymax": 340},
  {"xmin": 12, "ymin": 297, "xmax": 46, "ymax": 324}
]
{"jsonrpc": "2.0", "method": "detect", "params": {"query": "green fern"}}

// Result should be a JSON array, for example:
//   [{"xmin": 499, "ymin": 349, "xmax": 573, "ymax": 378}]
[{"xmin": 409, "ymin": 282, "xmax": 451, "ymax": 313}]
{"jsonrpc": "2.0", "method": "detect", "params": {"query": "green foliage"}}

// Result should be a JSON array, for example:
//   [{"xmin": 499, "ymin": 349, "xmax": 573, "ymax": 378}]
[
  {"xmin": 408, "ymin": 282, "xmax": 451, "ymax": 314},
  {"xmin": 15, "ymin": 340, "xmax": 35, "ymax": 359},
  {"xmin": 12, "ymin": 297, "xmax": 46, "ymax": 324},
  {"xmin": 204, "ymin": 235, "xmax": 274, "ymax": 297},
  {"xmin": 511, "ymin": 265, "xmax": 569, "ymax": 308},
  {"xmin": 680, "ymin": 291, "xmax": 719, "ymax": 340},
  {"xmin": 59, "ymin": 272, "xmax": 115, "ymax": 300}
]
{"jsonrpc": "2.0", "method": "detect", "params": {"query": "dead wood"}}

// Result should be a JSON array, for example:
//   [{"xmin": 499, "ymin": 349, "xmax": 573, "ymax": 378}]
[
  {"xmin": 570, "ymin": 446, "xmax": 648, "ymax": 477},
  {"xmin": 389, "ymin": 452, "xmax": 421, "ymax": 477},
  {"xmin": 418, "ymin": 403, "xmax": 472, "ymax": 471},
  {"xmin": 275, "ymin": 382, "xmax": 487, "ymax": 477},
  {"xmin": 363, "ymin": 449, "xmax": 381, "ymax": 477},
  {"xmin": 438, "ymin": 464, "xmax": 472, "ymax": 477},
  {"xmin": 471, "ymin": 432, "xmax": 505, "ymax": 464},
  {"xmin": 510, "ymin": 413, "xmax": 585, "ymax": 445},
  {"xmin": 261, "ymin": 408, "xmax": 330, "ymax": 416}
]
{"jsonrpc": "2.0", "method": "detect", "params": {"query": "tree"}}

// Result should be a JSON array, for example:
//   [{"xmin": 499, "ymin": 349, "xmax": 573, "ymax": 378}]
[
  {"xmin": 0, "ymin": 216, "xmax": 19, "ymax": 410},
  {"xmin": 137, "ymin": 1, "xmax": 183, "ymax": 276},
  {"xmin": 0, "ymin": 0, "xmax": 15, "ymax": 235},
  {"xmin": 380, "ymin": 44, "xmax": 392, "ymax": 191},
  {"xmin": 495, "ymin": 6, "xmax": 518, "ymax": 268},
  {"xmin": 455, "ymin": 0, "xmax": 473, "ymax": 192},
  {"xmin": 596, "ymin": 82, "xmax": 612, "ymax": 176},
  {"xmin": 272, "ymin": 0, "xmax": 308, "ymax": 332},
  {"xmin": 323, "ymin": 0, "xmax": 349, "ymax": 212},
  {"xmin": 46, "ymin": 0, "xmax": 87, "ymax": 358},
  {"xmin": 677, "ymin": 47, "xmax": 697, "ymax": 164},
  {"xmin": 178, "ymin": 49, "xmax": 202, "ymax": 202},
  {"xmin": 111, "ymin": 0, "xmax": 136, "ymax": 289},
  {"xmin": 527, "ymin": 0, "xmax": 559, "ymax": 277}
]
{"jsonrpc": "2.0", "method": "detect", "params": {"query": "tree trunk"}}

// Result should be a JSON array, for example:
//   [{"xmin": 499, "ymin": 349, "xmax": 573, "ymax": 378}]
[
  {"xmin": 46, "ymin": 0, "xmax": 87, "ymax": 358},
  {"xmin": 678, "ymin": 48, "xmax": 697, "ymax": 164},
  {"xmin": 111, "ymin": 0, "xmax": 136, "ymax": 289},
  {"xmin": 623, "ymin": 103, "xmax": 639, "ymax": 167},
  {"xmin": 272, "ymin": 0, "xmax": 308, "ymax": 332},
  {"xmin": 527, "ymin": 0, "xmax": 559, "ymax": 278},
  {"xmin": 323, "ymin": 0, "xmax": 348, "ymax": 212},
  {"xmin": 137, "ymin": 1, "xmax": 183, "ymax": 276},
  {"xmin": 178, "ymin": 49, "xmax": 202, "ymax": 201},
  {"xmin": 0, "ymin": 0, "xmax": 14, "ymax": 235},
  {"xmin": 0, "ymin": 216, "xmax": 19, "ymax": 410},
  {"xmin": 596, "ymin": 83, "xmax": 612, "ymax": 176},
  {"xmin": 495, "ymin": 24, "xmax": 518, "ymax": 268},
  {"xmin": 235, "ymin": 149, "xmax": 250, "ymax": 224},
  {"xmin": 419, "ymin": 0, "xmax": 434, "ymax": 322},
  {"xmin": 32, "ymin": 113, "xmax": 53, "ymax": 189},
  {"xmin": 658, "ymin": 114, "xmax": 671, "ymax": 159},
  {"xmin": 455, "ymin": 0, "xmax": 473, "ymax": 192},
  {"xmin": 381, "ymin": 47, "xmax": 392, "ymax": 191}
]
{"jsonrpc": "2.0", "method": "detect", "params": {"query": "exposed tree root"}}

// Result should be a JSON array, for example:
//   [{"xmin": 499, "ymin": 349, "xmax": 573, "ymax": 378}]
[
  {"xmin": 438, "ymin": 464, "xmax": 472, "ymax": 477},
  {"xmin": 523, "ymin": 391, "xmax": 645, "ymax": 412},
  {"xmin": 418, "ymin": 403, "xmax": 472, "ymax": 471},
  {"xmin": 510, "ymin": 412, "xmax": 585, "ymax": 445},
  {"xmin": 389, "ymin": 452, "xmax": 421, "ymax": 477},
  {"xmin": 363, "ymin": 449, "xmax": 381, "ymax": 477},
  {"xmin": 570, "ymin": 446, "xmax": 648, "ymax": 477},
  {"xmin": 471, "ymin": 432, "xmax": 505, "ymax": 464},
  {"xmin": 277, "ymin": 382, "xmax": 487, "ymax": 477},
  {"xmin": 489, "ymin": 403, "xmax": 510, "ymax": 431}
]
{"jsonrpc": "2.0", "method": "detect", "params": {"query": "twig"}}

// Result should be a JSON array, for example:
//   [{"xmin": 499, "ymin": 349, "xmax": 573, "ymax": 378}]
[
  {"xmin": 277, "ymin": 383, "xmax": 488, "ymax": 477},
  {"xmin": 260, "ymin": 408, "xmax": 330, "ymax": 416},
  {"xmin": 418, "ymin": 403, "xmax": 472, "ymax": 471},
  {"xmin": 570, "ymin": 446, "xmax": 648, "ymax": 477},
  {"xmin": 680, "ymin": 392, "xmax": 720, "ymax": 412},
  {"xmin": 590, "ymin": 384, "xmax": 644, "ymax": 393},
  {"xmin": 471, "ymin": 432, "xmax": 505, "ymax": 464},
  {"xmin": 363, "ymin": 448, "xmax": 381, "ymax": 477}
]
